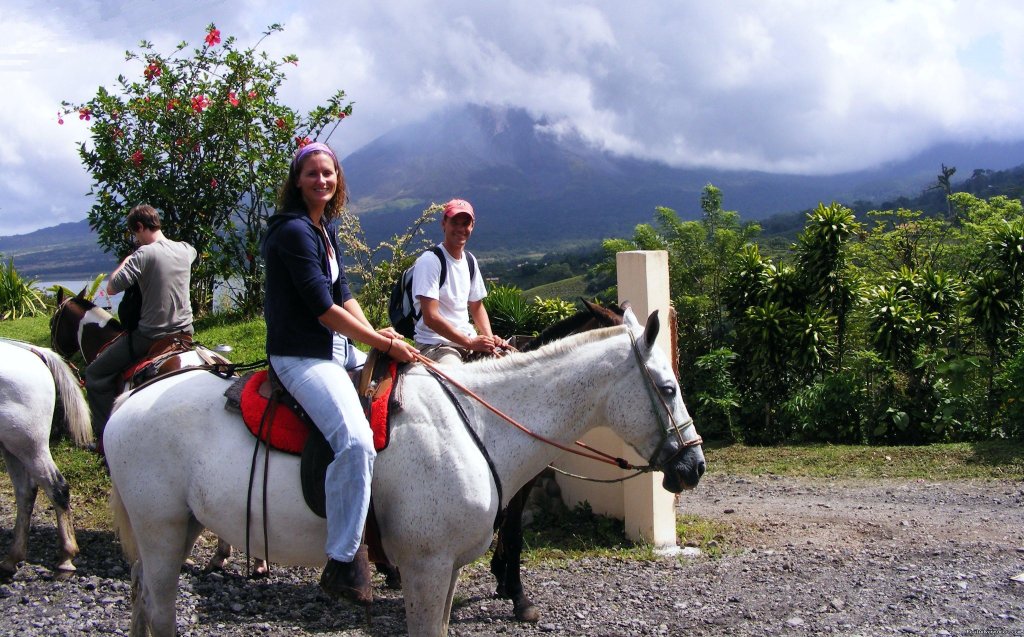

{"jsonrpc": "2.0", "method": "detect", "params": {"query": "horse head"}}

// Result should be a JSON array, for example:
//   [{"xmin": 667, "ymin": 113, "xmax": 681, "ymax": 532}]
[
  {"xmin": 51, "ymin": 288, "xmax": 123, "ymax": 363},
  {"xmin": 611, "ymin": 308, "xmax": 705, "ymax": 492}
]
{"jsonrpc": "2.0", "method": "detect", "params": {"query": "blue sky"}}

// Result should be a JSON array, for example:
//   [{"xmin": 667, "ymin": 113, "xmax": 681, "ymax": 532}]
[{"xmin": 2, "ymin": 0, "xmax": 1024, "ymax": 236}]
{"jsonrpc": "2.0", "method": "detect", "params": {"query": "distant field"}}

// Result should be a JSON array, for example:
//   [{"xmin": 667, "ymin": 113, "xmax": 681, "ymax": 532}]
[{"xmin": 523, "ymin": 275, "xmax": 588, "ymax": 300}]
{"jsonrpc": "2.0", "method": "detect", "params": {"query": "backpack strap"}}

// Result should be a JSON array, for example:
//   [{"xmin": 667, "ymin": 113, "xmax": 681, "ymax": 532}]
[
  {"xmin": 430, "ymin": 246, "xmax": 476, "ymax": 288},
  {"xmin": 430, "ymin": 246, "xmax": 449, "ymax": 289}
]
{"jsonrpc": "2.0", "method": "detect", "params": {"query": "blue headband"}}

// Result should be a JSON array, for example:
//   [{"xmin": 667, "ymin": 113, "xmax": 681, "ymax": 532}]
[{"xmin": 291, "ymin": 142, "xmax": 336, "ymax": 170}]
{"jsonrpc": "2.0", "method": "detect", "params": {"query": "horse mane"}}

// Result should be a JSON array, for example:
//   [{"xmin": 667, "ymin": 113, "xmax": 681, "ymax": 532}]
[
  {"xmin": 523, "ymin": 312, "xmax": 595, "ymax": 352},
  {"xmin": 464, "ymin": 324, "xmax": 628, "ymax": 375},
  {"xmin": 70, "ymin": 295, "xmax": 97, "ymax": 310}
]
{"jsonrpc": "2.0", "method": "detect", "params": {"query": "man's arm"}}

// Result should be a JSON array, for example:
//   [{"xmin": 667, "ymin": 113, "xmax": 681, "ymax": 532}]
[
  {"xmin": 469, "ymin": 300, "xmax": 507, "ymax": 347},
  {"xmin": 420, "ymin": 297, "xmax": 496, "ymax": 352},
  {"xmin": 106, "ymin": 253, "xmax": 137, "ymax": 296}
]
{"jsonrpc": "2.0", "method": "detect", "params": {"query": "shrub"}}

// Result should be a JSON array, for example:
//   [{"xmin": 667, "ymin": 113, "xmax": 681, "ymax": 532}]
[
  {"xmin": 484, "ymin": 285, "xmax": 540, "ymax": 337},
  {"xmin": 0, "ymin": 258, "xmax": 46, "ymax": 320}
]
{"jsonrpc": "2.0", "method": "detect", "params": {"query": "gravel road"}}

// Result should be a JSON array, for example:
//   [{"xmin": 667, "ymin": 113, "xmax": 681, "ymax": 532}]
[{"xmin": 0, "ymin": 472, "xmax": 1022, "ymax": 636}]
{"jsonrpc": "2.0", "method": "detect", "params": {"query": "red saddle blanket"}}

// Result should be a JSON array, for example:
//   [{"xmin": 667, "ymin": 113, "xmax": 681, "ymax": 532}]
[{"xmin": 239, "ymin": 367, "xmax": 393, "ymax": 454}]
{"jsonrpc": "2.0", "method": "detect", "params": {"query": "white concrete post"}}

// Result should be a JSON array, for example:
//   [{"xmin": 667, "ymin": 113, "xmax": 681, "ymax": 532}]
[{"xmin": 554, "ymin": 250, "xmax": 678, "ymax": 548}]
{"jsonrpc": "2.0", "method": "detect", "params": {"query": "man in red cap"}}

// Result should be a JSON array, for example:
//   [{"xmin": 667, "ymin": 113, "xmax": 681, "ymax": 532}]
[{"xmin": 411, "ymin": 198, "xmax": 507, "ymax": 364}]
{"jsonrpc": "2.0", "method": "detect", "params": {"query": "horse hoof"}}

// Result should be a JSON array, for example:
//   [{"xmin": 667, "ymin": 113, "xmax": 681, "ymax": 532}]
[
  {"xmin": 0, "ymin": 564, "xmax": 17, "ymax": 582},
  {"xmin": 513, "ymin": 598, "xmax": 540, "ymax": 623},
  {"xmin": 53, "ymin": 567, "xmax": 76, "ymax": 582},
  {"xmin": 251, "ymin": 563, "xmax": 269, "ymax": 579}
]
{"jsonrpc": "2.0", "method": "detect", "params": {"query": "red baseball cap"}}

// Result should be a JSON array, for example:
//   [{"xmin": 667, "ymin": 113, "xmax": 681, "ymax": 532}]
[{"xmin": 443, "ymin": 199, "xmax": 475, "ymax": 219}]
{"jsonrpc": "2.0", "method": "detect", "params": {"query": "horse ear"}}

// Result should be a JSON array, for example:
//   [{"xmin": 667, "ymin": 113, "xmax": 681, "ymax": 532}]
[
  {"xmin": 622, "ymin": 306, "xmax": 641, "ymax": 330},
  {"xmin": 56, "ymin": 287, "xmax": 65, "ymax": 305},
  {"xmin": 643, "ymin": 310, "xmax": 660, "ymax": 350},
  {"xmin": 76, "ymin": 287, "xmax": 87, "ymax": 299}
]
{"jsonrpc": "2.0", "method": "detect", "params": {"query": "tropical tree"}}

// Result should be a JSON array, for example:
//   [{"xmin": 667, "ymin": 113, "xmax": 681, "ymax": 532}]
[
  {"xmin": 593, "ymin": 185, "xmax": 759, "ymax": 393},
  {"xmin": 795, "ymin": 202, "xmax": 861, "ymax": 366},
  {"xmin": 62, "ymin": 24, "xmax": 353, "ymax": 315}
]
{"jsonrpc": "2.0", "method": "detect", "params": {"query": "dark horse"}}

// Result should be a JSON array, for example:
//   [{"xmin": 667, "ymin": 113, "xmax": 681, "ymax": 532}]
[
  {"xmin": 50, "ymin": 287, "xmax": 228, "ymax": 383},
  {"xmin": 490, "ymin": 298, "xmax": 626, "ymax": 622}
]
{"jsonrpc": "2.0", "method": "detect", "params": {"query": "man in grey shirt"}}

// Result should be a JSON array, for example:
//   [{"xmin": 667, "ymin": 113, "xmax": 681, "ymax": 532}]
[{"xmin": 84, "ymin": 204, "xmax": 197, "ymax": 444}]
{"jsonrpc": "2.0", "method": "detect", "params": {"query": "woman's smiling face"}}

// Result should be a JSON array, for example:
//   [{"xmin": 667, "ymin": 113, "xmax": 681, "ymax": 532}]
[{"xmin": 296, "ymin": 152, "xmax": 337, "ymax": 214}]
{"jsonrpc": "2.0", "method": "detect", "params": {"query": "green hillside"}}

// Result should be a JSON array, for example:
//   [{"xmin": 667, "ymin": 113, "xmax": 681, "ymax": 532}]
[{"xmin": 523, "ymin": 275, "xmax": 589, "ymax": 300}]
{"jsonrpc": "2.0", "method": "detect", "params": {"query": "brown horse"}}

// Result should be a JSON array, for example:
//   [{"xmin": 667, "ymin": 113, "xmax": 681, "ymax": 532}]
[
  {"xmin": 50, "ymin": 288, "xmax": 228, "ymax": 383},
  {"xmin": 490, "ymin": 298, "xmax": 626, "ymax": 622}
]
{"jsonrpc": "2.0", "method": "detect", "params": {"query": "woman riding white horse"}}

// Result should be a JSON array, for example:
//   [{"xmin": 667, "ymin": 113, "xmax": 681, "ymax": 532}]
[{"xmin": 105, "ymin": 309, "xmax": 705, "ymax": 636}]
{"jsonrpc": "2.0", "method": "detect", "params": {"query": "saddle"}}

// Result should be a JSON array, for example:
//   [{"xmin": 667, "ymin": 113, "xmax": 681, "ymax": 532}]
[
  {"xmin": 224, "ymin": 349, "xmax": 398, "ymax": 565},
  {"xmin": 224, "ymin": 349, "xmax": 399, "ymax": 515},
  {"xmin": 121, "ymin": 334, "xmax": 227, "ymax": 387}
]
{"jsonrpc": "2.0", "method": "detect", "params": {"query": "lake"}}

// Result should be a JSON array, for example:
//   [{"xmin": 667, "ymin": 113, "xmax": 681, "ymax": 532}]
[
  {"xmin": 37, "ymin": 280, "xmax": 124, "ymax": 312},
  {"xmin": 36, "ymin": 278, "xmax": 240, "ymax": 315}
]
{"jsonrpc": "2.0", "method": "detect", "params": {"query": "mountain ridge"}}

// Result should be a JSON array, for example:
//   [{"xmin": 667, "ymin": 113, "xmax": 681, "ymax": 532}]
[{"xmin": 4, "ymin": 104, "xmax": 1024, "ymax": 277}]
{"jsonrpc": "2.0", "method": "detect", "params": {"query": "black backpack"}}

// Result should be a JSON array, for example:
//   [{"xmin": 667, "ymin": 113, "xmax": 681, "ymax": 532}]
[
  {"xmin": 388, "ymin": 246, "xmax": 476, "ymax": 339},
  {"xmin": 118, "ymin": 282, "xmax": 143, "ymax": 332}
]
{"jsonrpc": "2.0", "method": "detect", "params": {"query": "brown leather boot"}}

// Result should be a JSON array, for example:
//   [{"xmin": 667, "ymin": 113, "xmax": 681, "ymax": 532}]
[{"xmin": 320, "ymin": 544, "xmax": 372, "ymax": 606}]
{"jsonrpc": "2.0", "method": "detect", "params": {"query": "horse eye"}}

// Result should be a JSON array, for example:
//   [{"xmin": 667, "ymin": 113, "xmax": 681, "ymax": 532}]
[{"xmin": 660, "ymin": 384, "xmax": 676, "ymax": 398}]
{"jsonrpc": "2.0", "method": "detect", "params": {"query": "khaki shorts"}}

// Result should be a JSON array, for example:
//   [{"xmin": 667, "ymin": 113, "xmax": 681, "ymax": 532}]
[{"xmin": 417, "ymin": 343, "xmax": 469, "ymax": 366}]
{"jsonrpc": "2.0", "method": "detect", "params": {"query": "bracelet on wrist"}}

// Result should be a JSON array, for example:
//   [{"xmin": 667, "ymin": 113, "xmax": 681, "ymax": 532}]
[{"xmin": 386, "ymin": 338, "xmax": 394, "ymax": 354}]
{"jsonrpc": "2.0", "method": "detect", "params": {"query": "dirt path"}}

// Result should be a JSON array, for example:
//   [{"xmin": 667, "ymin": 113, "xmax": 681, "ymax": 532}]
[
  {"xmin": 671, "ymin": 473, "xmax": 1024, "ymax": 635},
  {"xmin": 0, "ymin": 473, "xmax": 1022, "ymax": 635}
]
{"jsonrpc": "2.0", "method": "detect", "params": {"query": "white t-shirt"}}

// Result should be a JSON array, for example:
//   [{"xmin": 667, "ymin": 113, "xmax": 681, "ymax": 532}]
[{"xmin": 411, "ymin": 244, "xmax": 487, "ymax": 345}]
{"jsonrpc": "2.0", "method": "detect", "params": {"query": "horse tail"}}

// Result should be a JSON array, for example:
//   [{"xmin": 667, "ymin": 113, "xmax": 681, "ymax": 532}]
[
  {"xmin": 36, "ymin": 347, "xmax": 94, "ymax": 448},
  {"xmin": 110, "ymin": 483, "xmax": 140, "ymax": 564}
]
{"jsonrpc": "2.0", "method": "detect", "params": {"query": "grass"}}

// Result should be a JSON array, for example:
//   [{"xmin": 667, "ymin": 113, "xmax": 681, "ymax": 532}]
[
  {"xmin": 704, "ymin": 439, "xmax": 1024, "ymax": 480},
  {"xmin": 0, "ymin": 314, "xmax": 51, "ymax": 345},
  {"xmin": 523, "ymin": 275, "xmax": 588, "ymax": 300},
  {"xmin": 52, "ymin": 441, "xmax": 112, "ymax": 528},
  {"xmin": 192, "ymin": 312, "xmax": 267, "ymax": 365}
]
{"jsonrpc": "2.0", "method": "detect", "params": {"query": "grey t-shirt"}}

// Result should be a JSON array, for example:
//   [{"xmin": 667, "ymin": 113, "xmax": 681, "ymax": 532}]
[{"xmin": 109, "ymin": 239, "xmax": 197, "ymax": 339}]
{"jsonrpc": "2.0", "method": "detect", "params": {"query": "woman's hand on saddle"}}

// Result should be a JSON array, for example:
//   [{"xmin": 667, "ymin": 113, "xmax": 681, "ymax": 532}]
[
  {"xmin": 375, "ymin": 330, "xmax": 416, "ymax": 362},
  {"xmin": 386, "ymin": 338, "xmax": 417, "ymax": 363},
  {"xmin": 378, "ymin": 326, "xmax": 405, "ymax": 341}
]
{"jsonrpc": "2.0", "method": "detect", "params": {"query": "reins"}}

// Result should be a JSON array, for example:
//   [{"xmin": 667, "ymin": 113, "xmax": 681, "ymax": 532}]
[
  {"xmin": 412, "ymin": 352, "xmax": 641, "ymax": 471},
  {"xmin": 411, "ymin": 329, "xmax": 702, "ymax": 479}
]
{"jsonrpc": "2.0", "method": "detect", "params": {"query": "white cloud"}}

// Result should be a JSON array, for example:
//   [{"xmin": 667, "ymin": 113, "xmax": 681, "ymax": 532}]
[{"xmin": 3, "ymin": 0, "xmax": 1024, "ymax": 234}]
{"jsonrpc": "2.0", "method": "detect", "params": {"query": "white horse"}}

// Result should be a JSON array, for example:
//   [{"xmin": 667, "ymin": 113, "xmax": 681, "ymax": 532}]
[
  {"xmin": 0, "ymin": 339, "xmax": 93, "ymax": 577},
  {"xmin": 106, "ymin": 309, "xmax": 705, "ymax": 636}
]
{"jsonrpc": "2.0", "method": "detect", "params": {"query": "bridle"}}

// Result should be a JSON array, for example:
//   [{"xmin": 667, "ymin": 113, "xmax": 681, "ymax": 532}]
[
  {"xmin": 624, "ymin": 329, "xmax": 703, "ymax": 473},
  {"xmin": 49, "ymin": 297, "xmax": 77, "ymax": 358},
  {"xmin": 411, "ymin": 325, "xmax": 703, "ymax": 478}
]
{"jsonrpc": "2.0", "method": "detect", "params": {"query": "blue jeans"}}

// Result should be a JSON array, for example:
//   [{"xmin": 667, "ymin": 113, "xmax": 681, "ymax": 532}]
[{"xmin": 270, "ymin": 335, "xmax": 373, "ymax": 562}]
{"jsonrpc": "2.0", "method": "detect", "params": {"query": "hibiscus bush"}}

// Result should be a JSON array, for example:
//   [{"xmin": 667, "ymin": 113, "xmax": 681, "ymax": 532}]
[{"xmin": 62, "ymin": 23, "xmax": 353, "ymax": 315}]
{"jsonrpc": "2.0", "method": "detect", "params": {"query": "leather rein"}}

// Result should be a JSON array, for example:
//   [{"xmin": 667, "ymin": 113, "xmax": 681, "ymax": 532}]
[{"xmin": 411, "ymin": 329, "xmax": 702, "ymax": 478}]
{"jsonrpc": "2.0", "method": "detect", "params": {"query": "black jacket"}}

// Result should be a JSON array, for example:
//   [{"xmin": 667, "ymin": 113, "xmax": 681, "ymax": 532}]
[{"xmin": 261, "ymin": 211, "xmax": 353, "ymax": 359}]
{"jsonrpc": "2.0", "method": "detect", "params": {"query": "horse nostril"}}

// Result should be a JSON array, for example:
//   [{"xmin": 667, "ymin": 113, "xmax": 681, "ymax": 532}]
[{"xmin": 697, "ymin": 461, "xmax": 706, "ymax": 477}]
